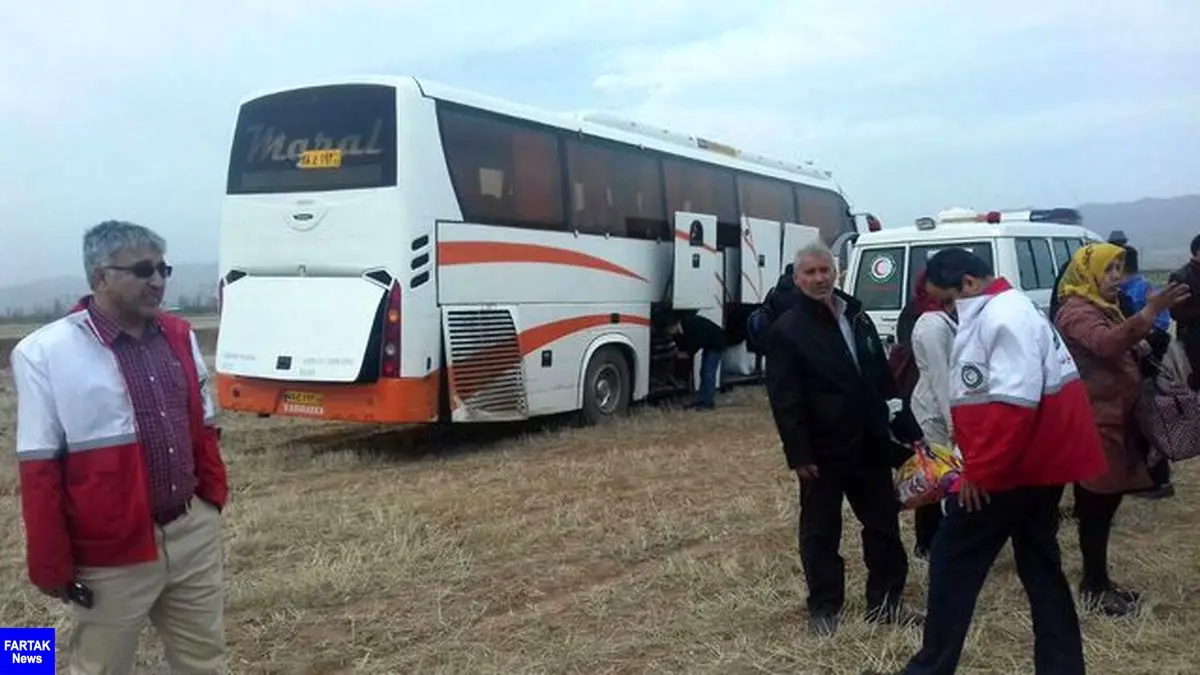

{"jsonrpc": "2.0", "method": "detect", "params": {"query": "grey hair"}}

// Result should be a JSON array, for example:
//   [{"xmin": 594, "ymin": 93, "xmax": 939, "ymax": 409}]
[
  {"xmin": 83, "ymin": 220, "xmax": 167, "ymax": 288},
  {"xmin": 793, "ymin": 240, "xmax": 838, "ymax": 275}
]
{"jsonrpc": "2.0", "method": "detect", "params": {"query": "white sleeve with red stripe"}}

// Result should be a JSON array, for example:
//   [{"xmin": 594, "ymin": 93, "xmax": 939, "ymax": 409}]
[
  {"xmin": 11, "ymin": 337, "xmax": 75, "ymax": 589},
  {"xmin": 13, "ymin": 340, "xmax": 66, "ymax": 461},
  {"xmin": 949, "ymin": 293, "xmax": 1046, "ymax": 489}
]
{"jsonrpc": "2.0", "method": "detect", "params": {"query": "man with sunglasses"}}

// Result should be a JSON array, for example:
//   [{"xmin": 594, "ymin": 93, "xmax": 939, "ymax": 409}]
[{"xmin": 10, "ymin": 220, "xmax": 229, "ymax": 674}]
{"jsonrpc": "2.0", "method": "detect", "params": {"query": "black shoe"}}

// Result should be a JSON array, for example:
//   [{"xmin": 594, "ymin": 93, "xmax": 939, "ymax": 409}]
[
  {"xmin": 809, "ymin": 612, "xmax": 841, "ymax": 637},
  {"xmin": 866, "ymin": 604, "xmax": 925, "ymax": 627},
  {"xmin": 684, "ymin": 401, "xmax": 715, "ymax": 411},
  {"xmin": 1080, "ymin": 584, "xmax": 1140, "ymax": 617}
]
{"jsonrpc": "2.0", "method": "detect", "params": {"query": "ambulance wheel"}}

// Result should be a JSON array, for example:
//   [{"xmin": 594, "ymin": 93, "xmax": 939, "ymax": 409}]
[{"xmin": 580, "ymin": 346, "xmax": 631, "ymax": 426}]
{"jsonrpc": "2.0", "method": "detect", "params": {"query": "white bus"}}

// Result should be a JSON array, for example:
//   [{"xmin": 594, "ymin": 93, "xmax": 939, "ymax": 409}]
[{"xmin": 214, "ymin": 76, "xmax": 866, "ymax": 426}]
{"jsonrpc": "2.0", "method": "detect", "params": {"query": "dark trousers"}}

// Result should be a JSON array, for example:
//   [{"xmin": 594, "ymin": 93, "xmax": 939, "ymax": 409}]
[
  {"xmin": 904, "ymin": 485, "xmax": 1084, "ymax": 675},
  {"xmin": 914, "ymin": 503, "xmax": 942, "ymax": 554},
  {"xmin": 1183, "ymin": 331, "xmax": 1200, "ymax": 390},
  {"xmin": 697, "ymin": 348, "xmax": 723, "ymax": 407},
  {"xmin": 799, "ymin": 457, "xmax": 908, "ymax": 616},
  {"xmin": 1073, "ymin": 484, "xmax": 1123, "ymax": 591}
]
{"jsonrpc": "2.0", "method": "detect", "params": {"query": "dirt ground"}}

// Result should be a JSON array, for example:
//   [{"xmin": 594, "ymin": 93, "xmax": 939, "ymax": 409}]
[{"xmin": 0, "ymin": 356, "xmax": 1197, "ymax": 673}]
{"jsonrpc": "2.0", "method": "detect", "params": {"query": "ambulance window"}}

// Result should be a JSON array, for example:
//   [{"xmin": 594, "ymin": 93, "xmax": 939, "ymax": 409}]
[
  {"xmin": 1052, "ymin": 238, "xmax": 1072, "ymax": 267},
  {"xmin": 854, "ymin": 247, "xmax": 906, "ymax": 311},
  {"xmin": 907, "ymin": 241, "xmax": 995, "ymax": 302},
  {"xmin": 1016, "ymin": 237, "xmax": 1057, "ymax": 290}
]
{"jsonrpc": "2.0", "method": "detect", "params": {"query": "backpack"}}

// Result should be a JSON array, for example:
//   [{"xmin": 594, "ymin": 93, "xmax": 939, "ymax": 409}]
[{"xmin": 745, "ymin": 288, "xmax": 777, "ymax": 355}]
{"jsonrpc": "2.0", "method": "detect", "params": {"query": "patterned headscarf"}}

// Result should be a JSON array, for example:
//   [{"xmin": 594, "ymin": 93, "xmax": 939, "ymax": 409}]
[{"xmin": 1056, "ymin": 242, "xmax": 1126, "ymax": 322}]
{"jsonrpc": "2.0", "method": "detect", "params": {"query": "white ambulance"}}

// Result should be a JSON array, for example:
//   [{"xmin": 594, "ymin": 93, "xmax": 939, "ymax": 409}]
[{"xmin": 842, "ymin": 207, "xmax": 1104, "ymax": 345}]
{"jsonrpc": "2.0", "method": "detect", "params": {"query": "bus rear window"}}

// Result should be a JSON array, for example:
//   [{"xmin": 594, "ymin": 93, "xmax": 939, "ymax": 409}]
[
  {"xmin": 226, "ymin": 84, "xmax": 397, "ymax": 195},
  {"xmin": 853, "ymin": 247, "xmax": 906, "ymax": 310}
]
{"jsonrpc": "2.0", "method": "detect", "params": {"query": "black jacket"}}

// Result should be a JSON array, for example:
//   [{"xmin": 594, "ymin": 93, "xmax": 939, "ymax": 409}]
[
  {"xmin": 764, "ymin": 289, "xmax": 918, "ymax": 470},
  {"xmin": 676, "ymin": 313, "xmax": 727, "ymax": 355},
  {"xmin": 1169, "ymin": 261, "xmax": 1200, "ymax": 344}
]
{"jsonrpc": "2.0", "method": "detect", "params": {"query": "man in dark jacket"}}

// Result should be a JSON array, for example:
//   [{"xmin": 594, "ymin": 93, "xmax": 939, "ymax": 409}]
[
  {"xmin": 763, "ymin": 241, "xmax": 923, "ymax": 637},
  {"xmin": 667, "ymin": 312, "xmax": 728, "ymax": 410},
  {"xmin": 1168, "ymin": 233, "xmax": 1200, "ymax": 390}
]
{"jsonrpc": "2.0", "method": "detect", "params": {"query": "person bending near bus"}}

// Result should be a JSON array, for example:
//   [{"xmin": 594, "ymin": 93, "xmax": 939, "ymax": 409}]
[
  {"xmin": 667, "ymin": 312, "xmax": 728, "ymax": 410},
  {"xmin": 877, "ymin": 248, "xmax": 1107, "ymax": 675},
  {"xmin": 763, "ymin": 241, "xmax": 923, "ymax": 638}
]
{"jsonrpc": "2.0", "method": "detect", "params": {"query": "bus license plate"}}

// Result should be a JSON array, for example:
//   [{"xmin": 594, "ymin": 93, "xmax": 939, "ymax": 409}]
[
  {"xmin": 297, "ymin": 149, "xmax": 343, "ymax": 170},
  {"xmin": 281, "ymin": 391, "xmax": 324, "ymax": 415}
]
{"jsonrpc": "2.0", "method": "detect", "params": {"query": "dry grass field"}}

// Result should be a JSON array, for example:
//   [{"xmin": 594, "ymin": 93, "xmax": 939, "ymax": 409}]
[
  {"xmin": 0, "ymin": 315, "xmax": 220, "ymax": 366},
  {"xmin": 1, "ymin": 343, "xmax": 1198, "ymax": 673}
]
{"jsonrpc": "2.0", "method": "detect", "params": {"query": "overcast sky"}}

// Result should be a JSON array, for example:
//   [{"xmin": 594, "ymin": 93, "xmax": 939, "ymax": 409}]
[{"xmin": 1, "ymin": 0, "xmax": 1197, "ymax": 286}]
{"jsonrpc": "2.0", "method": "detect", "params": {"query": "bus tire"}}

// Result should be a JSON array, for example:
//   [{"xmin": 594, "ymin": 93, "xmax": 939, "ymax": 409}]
[{"xmin": 580, "ymin": 346, "xmax": 631, "ymax": 426}]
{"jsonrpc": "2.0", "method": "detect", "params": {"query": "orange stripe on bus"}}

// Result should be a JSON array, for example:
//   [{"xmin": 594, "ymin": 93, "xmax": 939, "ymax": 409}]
[
  {"xmin": 519, "ymin": 313, "xmax": 652, "ymax": 356},
  {"xmin": 438, "ymin": 241, "xmax": 648, "ymax": 282},
  {"xmin": 216, "ymin": 371, "xmax": 441, "ymax": 424}
]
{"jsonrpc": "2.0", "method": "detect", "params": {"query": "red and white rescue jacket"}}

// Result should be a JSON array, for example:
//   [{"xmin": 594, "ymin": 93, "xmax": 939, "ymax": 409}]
[
  {"xmin": 949, "ymin": 278, "xmax": 1107, "ymax": 492},
  {"xmin": 12, "ymin": 301, "xmax": 228, "ymax": 590}
]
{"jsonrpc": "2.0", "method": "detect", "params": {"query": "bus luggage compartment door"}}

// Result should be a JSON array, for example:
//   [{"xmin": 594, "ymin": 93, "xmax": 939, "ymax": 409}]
[
  {"xmin": 672, "ymin": 212, "xmax": 721, "ymax": 311},
  {"xmin": 739, "ymin": 217, "xmax": 783, "ymax": 304}
]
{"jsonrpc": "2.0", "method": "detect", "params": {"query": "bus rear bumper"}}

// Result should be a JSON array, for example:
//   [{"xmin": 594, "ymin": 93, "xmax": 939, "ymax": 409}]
[{"xmin": 216, "ymin": 372, "xmax": 441, "ymax": 424}]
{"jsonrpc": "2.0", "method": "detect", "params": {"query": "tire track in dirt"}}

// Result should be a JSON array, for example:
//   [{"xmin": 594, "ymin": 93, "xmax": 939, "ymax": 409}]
[{"xmin": 470, "ymin": 526, "xmax": 783, "ymax": 634}]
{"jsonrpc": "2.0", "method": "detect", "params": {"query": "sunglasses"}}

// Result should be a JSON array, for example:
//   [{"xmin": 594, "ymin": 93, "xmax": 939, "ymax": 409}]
[{"xmin": 106, "ymin": 261, "xmax": 173, "ymax": 279}]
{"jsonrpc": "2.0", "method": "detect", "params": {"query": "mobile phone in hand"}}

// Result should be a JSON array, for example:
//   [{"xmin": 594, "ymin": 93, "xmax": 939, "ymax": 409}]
[{"xmin": 67, "ymin": 581, "xmax": 94, "ymax": 609}]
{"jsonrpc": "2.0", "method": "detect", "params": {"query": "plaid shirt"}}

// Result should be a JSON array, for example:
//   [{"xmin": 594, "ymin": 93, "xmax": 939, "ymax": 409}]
[{"xmin": 87, "ymin": 302, "xmax": 196, "ymax": 515}]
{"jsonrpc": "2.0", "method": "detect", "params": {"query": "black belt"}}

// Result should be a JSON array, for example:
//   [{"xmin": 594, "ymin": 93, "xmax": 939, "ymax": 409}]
[{"xmin": 154, "ymin": 498, "xmax": 193, "ymax": 526}]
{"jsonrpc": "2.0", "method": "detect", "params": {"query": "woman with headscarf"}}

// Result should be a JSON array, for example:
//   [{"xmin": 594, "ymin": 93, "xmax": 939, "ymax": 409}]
[
  {"xmin": 1053, "ymin": 243, "xmax": 1189, "ymax": 617},
  {"xmin": 895, "ymin": 270, "xmax": 954, "ymax": 558}
]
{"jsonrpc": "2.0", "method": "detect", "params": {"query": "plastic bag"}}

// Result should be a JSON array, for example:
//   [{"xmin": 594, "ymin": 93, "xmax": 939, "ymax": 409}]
[{"xmin": 894, "ymin": 440, "xmax": 964, "ymax": 510}]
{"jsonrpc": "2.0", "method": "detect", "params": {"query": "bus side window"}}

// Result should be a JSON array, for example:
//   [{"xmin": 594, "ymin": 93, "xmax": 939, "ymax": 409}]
[
  {"xmin": 737, "ymin": 174, "xmax": 795, "ymax": 224},
  {"xmin": 795, "ymin": 184, "xmax": 845, "ymax": 244},
  {"xmin": 438, "ymin": 104, "xmax": 565, "ymax": 231},
  {"xmin": 565, "ymin": 138, "xmax": 667, "ymax": 240},
  {"xmin": 664, "ymin": 159, "xmax": 738, "ymax": 238}
]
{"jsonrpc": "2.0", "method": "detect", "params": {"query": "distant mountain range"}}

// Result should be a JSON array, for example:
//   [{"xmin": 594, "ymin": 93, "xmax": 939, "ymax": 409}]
[
  {"xmin": 0, "ymin": 263, "xmax": 219, "ymax": 318},
  {"xmin": 1, "ymin": 195, "xmax": 1196, "ymax": 316},
  {"xmin": 1075, "ymin": 195, "xmax": 1198, "ymax": 271}
]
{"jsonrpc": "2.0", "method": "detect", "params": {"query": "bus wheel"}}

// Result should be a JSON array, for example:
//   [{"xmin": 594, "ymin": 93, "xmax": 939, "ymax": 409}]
[{"xmin": 580, "ymin": 346, "xmax": 631, "ymax": 426}]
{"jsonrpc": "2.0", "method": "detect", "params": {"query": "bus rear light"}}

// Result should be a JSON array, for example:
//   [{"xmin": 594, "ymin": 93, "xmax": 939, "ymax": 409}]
[{"xmin": 381, "ymin": 281, "xmax": 402, "ymax": 378}]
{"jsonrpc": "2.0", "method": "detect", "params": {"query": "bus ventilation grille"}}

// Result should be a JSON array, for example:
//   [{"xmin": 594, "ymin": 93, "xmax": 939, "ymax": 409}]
[{"xmin": 445, "ymin": 308, "xmax": 528, "ymax": 418}]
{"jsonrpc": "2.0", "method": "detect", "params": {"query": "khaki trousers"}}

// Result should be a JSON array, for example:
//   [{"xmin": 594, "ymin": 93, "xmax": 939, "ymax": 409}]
[{"xmin": 66, "ymin": 497, "xmax": 227, "ymax": 675}]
